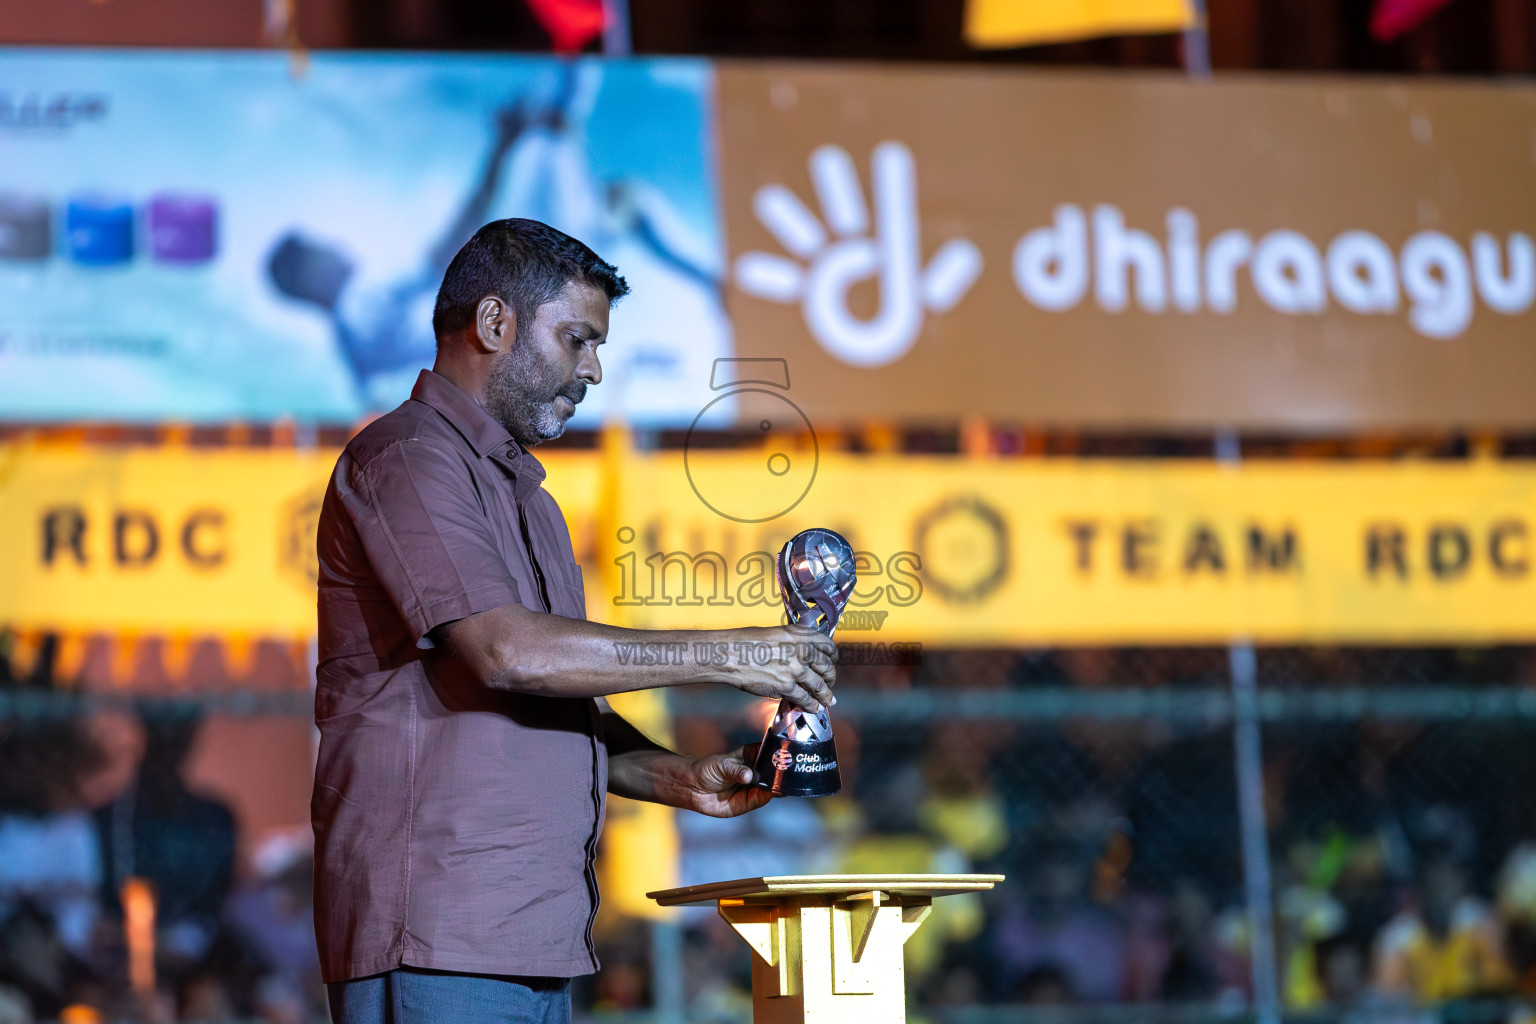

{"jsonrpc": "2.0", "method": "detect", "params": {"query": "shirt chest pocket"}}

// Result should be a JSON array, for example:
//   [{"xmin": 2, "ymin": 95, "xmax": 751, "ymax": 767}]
[
  {"xmin": 484, "ymin": 489, "xmax": 542, "ymax": 607},
  {"xmin": 495, "ymin": 494, "xmax": 585, "ymax": 618}
]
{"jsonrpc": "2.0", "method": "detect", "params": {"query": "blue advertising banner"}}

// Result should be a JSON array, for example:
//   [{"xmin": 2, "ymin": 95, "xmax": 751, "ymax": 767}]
[{"xmin": 0, "ymin": 50, "xmax": 730, "ymax": 425}]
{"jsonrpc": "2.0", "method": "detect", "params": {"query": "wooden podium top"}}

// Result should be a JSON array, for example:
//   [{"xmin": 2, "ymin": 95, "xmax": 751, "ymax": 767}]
[{"xmin": 647, "ymin": 873, "xmax": 1004, "ymax": 906}]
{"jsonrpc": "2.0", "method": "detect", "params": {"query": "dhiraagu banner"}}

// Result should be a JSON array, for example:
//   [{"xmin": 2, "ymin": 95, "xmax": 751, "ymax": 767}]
[{"xmin": 0, "ymin": 50, "xmax": 728, "ymax": 426}]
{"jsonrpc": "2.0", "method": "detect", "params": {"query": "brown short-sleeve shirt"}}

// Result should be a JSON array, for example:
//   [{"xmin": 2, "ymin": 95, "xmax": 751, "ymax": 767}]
[{"xmin": 312, "ymin": 369, "xmax": 606, "ymax": 984}]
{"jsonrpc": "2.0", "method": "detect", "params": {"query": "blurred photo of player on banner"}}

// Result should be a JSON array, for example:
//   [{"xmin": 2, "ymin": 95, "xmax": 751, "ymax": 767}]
[{"xmin": 0, "ymin": 53, "xmax": 729, "ymax": 425}]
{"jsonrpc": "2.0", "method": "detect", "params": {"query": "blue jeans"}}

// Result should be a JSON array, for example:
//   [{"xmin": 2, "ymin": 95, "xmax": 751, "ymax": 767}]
[{"xmin": 327, "ymin": 967, "xmax": 572, "ymax": 1024}]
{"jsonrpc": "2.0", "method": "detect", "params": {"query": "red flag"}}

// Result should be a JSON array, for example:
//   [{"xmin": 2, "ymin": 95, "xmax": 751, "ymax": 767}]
[
  {"xmin": 1370, "ymin": 0, "xmax": 1456, "ymax": 41},
  {"xmin": 525, "ymin": 0, "xmax": 605, "ymax": 52}
]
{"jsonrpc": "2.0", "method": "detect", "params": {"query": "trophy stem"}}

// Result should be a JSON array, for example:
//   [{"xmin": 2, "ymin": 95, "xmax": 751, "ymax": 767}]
[{"xmin": 752, "ymin": 699, "xmax": 842, "ymax": 798}]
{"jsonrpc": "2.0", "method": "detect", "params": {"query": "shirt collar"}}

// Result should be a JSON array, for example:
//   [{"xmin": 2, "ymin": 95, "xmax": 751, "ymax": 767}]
[{"xmin": 409, "ymin": 369, "xmax": 547, "ymax": 495}]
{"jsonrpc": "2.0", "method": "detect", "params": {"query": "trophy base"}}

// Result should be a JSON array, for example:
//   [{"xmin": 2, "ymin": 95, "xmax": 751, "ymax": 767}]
[{"xmin": 752, "ymin": 734, "xmax": 842, "ymax": 798}]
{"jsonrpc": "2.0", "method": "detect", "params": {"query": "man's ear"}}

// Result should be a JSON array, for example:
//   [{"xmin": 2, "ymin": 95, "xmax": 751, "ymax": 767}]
[{"xmin": 473, "ymin": 296, "xmax": 515, "ymax": 353}]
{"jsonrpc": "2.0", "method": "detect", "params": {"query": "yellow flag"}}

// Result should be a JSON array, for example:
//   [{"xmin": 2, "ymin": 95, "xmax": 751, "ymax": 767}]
[{"xmin": 964, "ymin": 0, "xmax": 1195, "ymax": 48}]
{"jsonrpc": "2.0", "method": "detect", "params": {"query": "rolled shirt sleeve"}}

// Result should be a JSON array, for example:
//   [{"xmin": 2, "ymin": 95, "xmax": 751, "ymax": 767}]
[{"xmin": 336, "ymin": 438, "xmax": 521, "ymax": 643}]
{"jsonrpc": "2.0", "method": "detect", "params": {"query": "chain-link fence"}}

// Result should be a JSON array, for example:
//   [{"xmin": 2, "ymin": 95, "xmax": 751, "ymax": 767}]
[
  {"xmin": 3, "ymin": 644, "xmax": 1536, "ymax": 1024},
  {"xmin": 654, "ymin": 645, "xmax": 1536, "ymax": 1024}
]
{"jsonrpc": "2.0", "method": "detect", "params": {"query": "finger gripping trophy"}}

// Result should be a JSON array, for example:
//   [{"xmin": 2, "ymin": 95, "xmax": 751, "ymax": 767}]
[{"xmin": 752, "ymin": 528, "xmax": 855, "ymax": 797}]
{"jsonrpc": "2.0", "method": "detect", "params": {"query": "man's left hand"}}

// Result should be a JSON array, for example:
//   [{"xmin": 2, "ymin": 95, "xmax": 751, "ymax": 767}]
[{"xmin": 676, "ymin": 745, "xmax": 772, "ymax": 818}]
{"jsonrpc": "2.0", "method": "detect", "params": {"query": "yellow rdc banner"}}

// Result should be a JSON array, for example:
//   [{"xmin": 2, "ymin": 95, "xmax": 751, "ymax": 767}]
[
  {"xmin": 2, "ymin": 440, "xmax": 1534, "ymax": 645},
  {"xmin": 0, "ymin": 440, "xmax": 337, "ymax": 638},
  {"xmin": 595, "ymin": 454, "xmax": 1536, "ymax": 645}
]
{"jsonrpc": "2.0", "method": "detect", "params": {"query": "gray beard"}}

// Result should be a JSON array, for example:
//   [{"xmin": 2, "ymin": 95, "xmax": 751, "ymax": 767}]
[{"xmin": 483, "ymin": 343, "xmax": 582, "ymax": 448}]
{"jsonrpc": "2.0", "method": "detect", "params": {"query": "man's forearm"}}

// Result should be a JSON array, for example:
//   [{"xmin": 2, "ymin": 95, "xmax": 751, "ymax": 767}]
[
  {"xmin": 434, "ymin": 601, "xmax": 746, "ymax": 698},
  {"xmin": 602, "ymin": 711, "xmax": 768, "ymax": 818},
  {"xmin": 433, "ymin": 600, "xmax": 839, "ymax": 713},
  {"xmin": 606, "ymin": 747, "xmax": 700, "ymax": 808}
]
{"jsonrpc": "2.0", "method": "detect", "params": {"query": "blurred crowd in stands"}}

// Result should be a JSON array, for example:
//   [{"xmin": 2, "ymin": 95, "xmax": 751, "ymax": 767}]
[
  {"xmin": 596, "ymin": 648, "xmax": 1536, "ymax": 1023},
  {"xmin": 3, "ymin": 645, "xmax": 1536, "ymax": 1023},
  {"xmin": 0, "ymin": 705, "xmax": 319, "ymax": 1024}
]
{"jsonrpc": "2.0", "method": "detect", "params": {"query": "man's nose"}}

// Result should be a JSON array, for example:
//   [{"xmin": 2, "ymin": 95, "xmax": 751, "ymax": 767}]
[{"xmin": 577, "ymin": 347, "xmax": 602, "ymax": 386}]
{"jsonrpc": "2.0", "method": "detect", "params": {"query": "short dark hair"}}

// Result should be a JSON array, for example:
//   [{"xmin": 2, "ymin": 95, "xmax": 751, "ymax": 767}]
[{"xmin": 432, "ymin": 219, "xmax": 629, "ymax": 340}]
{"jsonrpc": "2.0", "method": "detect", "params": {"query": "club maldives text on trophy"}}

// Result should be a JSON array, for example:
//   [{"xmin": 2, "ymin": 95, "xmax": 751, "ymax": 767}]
[{"xmin": 751, "ymin": 528, "xmax": 855, "ymax": 798}]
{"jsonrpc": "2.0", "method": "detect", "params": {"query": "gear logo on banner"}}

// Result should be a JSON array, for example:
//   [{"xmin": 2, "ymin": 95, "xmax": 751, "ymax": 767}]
[
  {"xmin": 279, "ymin": 491, "xmax": 324, "ymax": 591},
  {"xmin": 914, "ymin": 495, "xmax": 1010, "ymax": 604},
  {"xmin": 733, "ymin": 142, "xmax": 983, "ymax": 368}
]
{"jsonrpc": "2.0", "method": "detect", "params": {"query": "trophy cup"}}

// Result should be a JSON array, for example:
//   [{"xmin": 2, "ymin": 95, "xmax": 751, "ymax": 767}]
[{"xmin": 751, "ymin": 528, "xmax": 855, "ymax": 798}]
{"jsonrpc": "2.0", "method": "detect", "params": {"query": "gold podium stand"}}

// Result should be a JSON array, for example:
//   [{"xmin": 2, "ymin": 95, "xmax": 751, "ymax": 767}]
[{"xmin": 648, "ymin": 874, "xmax": 1003, "ymax": 1024}]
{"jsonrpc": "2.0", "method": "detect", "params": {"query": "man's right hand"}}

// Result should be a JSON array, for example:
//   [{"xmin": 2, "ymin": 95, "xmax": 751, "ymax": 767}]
[{"xmin": 717, "ymin": 625, "xmax": 838, "ymax": 713}]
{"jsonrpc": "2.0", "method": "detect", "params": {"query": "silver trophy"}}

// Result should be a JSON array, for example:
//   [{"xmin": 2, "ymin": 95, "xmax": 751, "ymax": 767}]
[{"xmin": 752, "ymin": 529, "xmax": 855, "ymax": 797}]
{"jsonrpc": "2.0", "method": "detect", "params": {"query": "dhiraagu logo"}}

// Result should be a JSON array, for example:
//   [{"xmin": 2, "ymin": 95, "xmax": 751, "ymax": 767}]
[
  {"xmin": 733, "ymin": 142, "xmax": 984, "ymax": 368},
  {"xmin": 734, "ymin": 142, "xmax": 1535, "ymax": 353}
]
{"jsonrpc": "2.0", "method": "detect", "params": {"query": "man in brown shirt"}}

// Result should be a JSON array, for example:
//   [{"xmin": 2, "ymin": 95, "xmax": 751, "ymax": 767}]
[{"xmin": 315, "ymin": 219, "xmax": 837, "ymax": 1024}]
